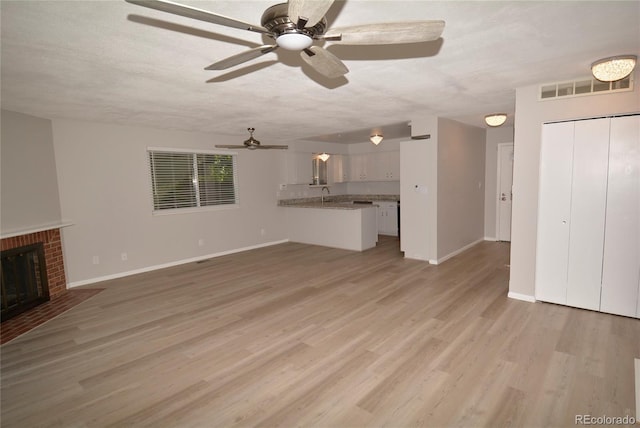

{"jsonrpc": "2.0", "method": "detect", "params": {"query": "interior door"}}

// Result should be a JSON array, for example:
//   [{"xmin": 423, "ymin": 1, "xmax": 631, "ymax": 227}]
[
  {"xmin": 535, "ymin": 122, "xmax": 574, "ymax": 305},
  {"xmin": 497, "ymin": 144, "xmax": 514, "ymax": 241},
  {"xmin": 600, "ymin": 115, "xmax": 640, "ymax": 318},
  {"xmin": 565, "ymin": 118, "xmax": 610, "ymax": 311}
]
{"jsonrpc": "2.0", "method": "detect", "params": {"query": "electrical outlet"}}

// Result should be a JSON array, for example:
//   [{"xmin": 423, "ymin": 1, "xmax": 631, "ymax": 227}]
[
  {"xmin": 121, "ymin": 252, "xmax": 128, "ymax": 261},
  {"xmin": 260, "ymin": 228, "xmax": 266, "ymax": 236},
  {"xmin": 198, "ymin": 239, "xmax": 204, "ymax": 247},
  {"xmin": 92, "ymin": 256, "xmax": 99, "ymax": 265}
]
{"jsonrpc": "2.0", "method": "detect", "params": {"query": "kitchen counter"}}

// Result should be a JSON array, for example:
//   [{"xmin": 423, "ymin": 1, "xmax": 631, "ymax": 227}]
[
  {"xmin": 278, "ymin": 194, "xmax": 399, "ymax": 208},
  {"xmin": 281, "ymin": 202, "xmax": 363, "ymax": 210}
]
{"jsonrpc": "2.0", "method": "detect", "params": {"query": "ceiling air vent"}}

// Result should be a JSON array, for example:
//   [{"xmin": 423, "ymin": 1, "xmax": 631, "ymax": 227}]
[{"xmin": 539, "ymin": 74, "xmax": 633, "ymax": 100}]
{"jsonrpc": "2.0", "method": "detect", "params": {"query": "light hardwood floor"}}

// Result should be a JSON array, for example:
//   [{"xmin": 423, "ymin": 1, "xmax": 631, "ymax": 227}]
[{"xmin": 1, "ymin": 237, "xmax": 638, "ymax": 427}]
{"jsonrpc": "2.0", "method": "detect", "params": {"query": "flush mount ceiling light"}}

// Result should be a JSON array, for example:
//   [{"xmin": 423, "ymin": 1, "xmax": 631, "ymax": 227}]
[
  {"xmin": 318, "ymin": 153, "xmax": 330, "ymax": 162},
  {"xmin": 370, "ymin": 134, "xmax": 384, "ymax": 145},
  {"xmin": 485, "ymin": 114, "xmax": 507, "ymax": 127},
  {"xmin": 591, "ymin": 55, "xmax": 637, "ymax": 82}
]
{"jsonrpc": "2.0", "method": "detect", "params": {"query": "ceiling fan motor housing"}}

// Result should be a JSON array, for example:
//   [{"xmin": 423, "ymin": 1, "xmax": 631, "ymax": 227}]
[{"xmin": 261, "ymin": 3, "xmax": 327, "ymax": 50}]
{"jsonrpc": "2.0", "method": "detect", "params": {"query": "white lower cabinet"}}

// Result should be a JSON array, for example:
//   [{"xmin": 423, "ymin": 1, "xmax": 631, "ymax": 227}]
[
  {"xmin": 377, "ymin": 201, "xmax": 398, "ymax": 236},
  {"xmin": 535, "ymin": 115, "xmax": 639, "ymax": 318}
]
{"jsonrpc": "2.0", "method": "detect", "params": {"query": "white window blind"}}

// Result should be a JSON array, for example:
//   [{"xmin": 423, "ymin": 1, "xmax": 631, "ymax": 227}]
[{"xmin": 148, "ymin": 149, "xmax": 238, "ymax": 212}]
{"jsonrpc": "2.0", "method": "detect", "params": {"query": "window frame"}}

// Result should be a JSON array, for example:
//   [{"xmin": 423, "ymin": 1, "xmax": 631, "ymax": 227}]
[{"xmin": 147, "ymin": 147, "xmax": 239, "ymax": 216}]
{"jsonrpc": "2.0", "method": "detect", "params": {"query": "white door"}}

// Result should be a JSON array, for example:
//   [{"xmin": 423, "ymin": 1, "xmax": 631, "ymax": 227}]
[
  {"xmin": 497, "ymin": 144, "xmax": 514, "ymax": 241},
  {"xmin": 600, "ymin": 115, "xmax": 640, "ymax": 318},
  {"xmin": 565, "ymin": 118, "xmax": 610, "ymax": 311},
  {"xmin": 535, "ymin": 123, "xmax": 574, "ymax": 305}
]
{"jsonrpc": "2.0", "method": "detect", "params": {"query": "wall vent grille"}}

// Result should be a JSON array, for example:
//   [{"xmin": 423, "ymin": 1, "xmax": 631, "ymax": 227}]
[{"xmin": 539, "ymin": 74, "xmax": 634, "ymax": 101}]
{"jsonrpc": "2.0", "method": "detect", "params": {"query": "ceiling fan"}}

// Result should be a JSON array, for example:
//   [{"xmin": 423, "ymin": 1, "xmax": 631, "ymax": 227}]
[
  {"xmin": 216, "ymin": 128, "xmax": 288, "ymax": 150},
  {"xmin": 125, "ymin": 0, "xmax": 445, "ymax": 79}
]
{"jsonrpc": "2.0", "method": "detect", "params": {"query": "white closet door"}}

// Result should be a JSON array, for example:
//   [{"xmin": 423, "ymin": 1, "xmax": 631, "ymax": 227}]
[
  {"xmin": 600, "ymin": 115, "xmax": 640, "ymax": 318},
  {"xmin": 566, "ymin": 118, "xmax": 610, "ymax": 311},
  {"xmin": 535, "ymin": 122, "xmax": 575, "ymax": 304}
]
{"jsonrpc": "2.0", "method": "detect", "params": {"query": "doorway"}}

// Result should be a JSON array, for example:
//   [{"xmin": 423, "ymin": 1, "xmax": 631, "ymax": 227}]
[{"xmin": 496, "ymin": 143, "xmax": 514, "ymax": 242}]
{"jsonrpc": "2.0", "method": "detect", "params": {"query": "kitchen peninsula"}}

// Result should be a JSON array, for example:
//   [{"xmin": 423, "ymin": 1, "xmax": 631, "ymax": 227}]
[{"xmin": 279, "ymin": 195, "xmax": 399, "ymax": 252}]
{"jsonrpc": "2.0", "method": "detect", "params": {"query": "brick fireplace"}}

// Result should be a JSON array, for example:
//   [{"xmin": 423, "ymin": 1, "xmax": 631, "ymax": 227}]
[{"xmin": 1, "ymin": 228, "xmax": 67, "ymax": 309}]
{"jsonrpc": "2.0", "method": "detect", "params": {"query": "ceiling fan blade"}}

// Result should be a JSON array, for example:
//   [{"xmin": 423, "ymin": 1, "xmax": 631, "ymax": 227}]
[
  {"xmin": 300, "ymin": 46, "xmax": 348, "ymax": 79},
  {"xmin": 215, "ymin": 145, "xmax": 246, "ymax": 149},
  {"xmin": 257, "ymin": 145, "xmax": 289, "ymax": 150},
  {"xmin": 205, "ymin": 45, "xmax": 278, "ymax": 70},
  {"xmin": 125, "ymin": 0, "xmax": 270, "ymax": 34},
  {"xmin": 326, "ymin": 20, "xmax": 445, "ymax": 45},
  {"xmin": 288, "ymin": 0, "xmax": 335, "ymax": 28}
]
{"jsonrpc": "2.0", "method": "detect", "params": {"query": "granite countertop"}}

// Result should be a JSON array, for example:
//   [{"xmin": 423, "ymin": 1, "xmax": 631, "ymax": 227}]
[{"xmin": 278, "ymin": 194, "xmax": 400, "ymax": 210}]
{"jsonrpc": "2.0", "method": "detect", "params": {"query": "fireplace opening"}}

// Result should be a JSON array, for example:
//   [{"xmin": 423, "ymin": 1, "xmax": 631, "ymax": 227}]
[{"xmin": 1, "ymin": 242, "xmax": 50, "ymax": 322}]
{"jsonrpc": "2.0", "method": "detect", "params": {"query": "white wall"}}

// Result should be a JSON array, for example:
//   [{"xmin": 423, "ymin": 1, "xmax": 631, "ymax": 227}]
[
  {"xmin": 484, "ymin": 126, "xmax": 514, "ymax": 239},
  {"xmin": 52, "ymin": 119, "xmax": 288, "ymax": 285},
  {"xmin": 437, "ymin": 118, "xmax": 486, "ymax": 260},
  {"xmin": 1, "ymin": 110, "xmax": 62, "ymax": 234},
  {"xmin": 401, "ymin": 116, "xmax": 438, "ymax": 261},
  {"xmin": 510, "ymin": 69, "xmax": 640, "ymax": 299}
]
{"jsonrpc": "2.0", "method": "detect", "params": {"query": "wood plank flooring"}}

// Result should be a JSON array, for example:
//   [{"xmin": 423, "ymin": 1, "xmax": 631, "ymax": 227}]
[{"xmin": 1, "ymin": 237, "xmax": 638, "ymax": 427}]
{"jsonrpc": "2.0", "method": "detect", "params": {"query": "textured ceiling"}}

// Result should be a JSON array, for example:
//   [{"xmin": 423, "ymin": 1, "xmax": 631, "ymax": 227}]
[{"xmin": 1, "ymin": 1, "xmax": 639, "ymax": 145}]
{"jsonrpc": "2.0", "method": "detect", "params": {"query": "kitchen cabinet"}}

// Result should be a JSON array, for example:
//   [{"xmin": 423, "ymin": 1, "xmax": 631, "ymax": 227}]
[
  {"xmin": 348, "ymin": 151, "xmax": 399, "ymax": 182},
  {"xmin": 328, "ymin": 154, "xmax": 349, "ymax": 183},
  {"xmin": 535, "ymin": 115, "xmax": 639, "ymax": 318},
  {"xmin": 285, "ymin": 152, "xmax": 313, "ymax": 185},
  {"xmin": 372, "ymin": 151, "xmax": 400, "ymax": 181},
  {"xmin": 377, "ymin": 201, "xmax": 398, "ymax": 236},
  {"xmin": 284, "ymin": 205, "xmax": 378, "ymax": 251},
  {"xmin": 349, "ymin": 153, "xmax": 371, "ymax": 181}
]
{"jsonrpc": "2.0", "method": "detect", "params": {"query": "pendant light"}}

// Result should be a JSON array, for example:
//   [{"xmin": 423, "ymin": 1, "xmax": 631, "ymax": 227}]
[{"xmin": 370, "ymin": 134, "xmax": 383, "ymax": 145}]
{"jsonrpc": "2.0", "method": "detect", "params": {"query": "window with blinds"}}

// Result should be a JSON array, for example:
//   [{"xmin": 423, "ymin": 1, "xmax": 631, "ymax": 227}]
[{"xmin": 148, "ymin": 149, "xmax": 238, "ymax": 212}]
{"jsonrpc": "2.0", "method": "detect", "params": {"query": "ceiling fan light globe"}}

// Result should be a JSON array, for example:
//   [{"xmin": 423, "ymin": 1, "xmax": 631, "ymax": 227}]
[{"xmin": 276, "ymin": 33, "xmax": 313, "ymax": 50}]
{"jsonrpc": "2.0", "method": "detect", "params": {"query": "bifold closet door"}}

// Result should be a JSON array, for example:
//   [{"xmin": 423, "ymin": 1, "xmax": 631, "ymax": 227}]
[
  {"xmin": 535, "ymin": 122, "xmax": 574, "ymax": 305},
  {"xmin": 565, "ymin": 118, "xmax": 610, "ymax": 311},
  {"xmin": 600, "ymin": 115, "xmax": 640, "ymax": 318}
]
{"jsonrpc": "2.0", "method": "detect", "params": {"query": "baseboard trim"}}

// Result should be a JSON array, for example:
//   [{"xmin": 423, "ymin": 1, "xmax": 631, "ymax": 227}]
[
  {"xmin": 635, "ymin": 358, "xmax": 639, "ymax": 421},
  {"xmin": 435, "ymin": 238, "xmax": 485, "ymax": 265},
  {"xmin": 67, "ymin": 239, "xmax": 290, "ymax": 288},
  {"xmin": 507, "ymin": 291, "xmax": 536, "ymax": 302},
  {"xmin": 484, "ymin": 236, "xmax": 498, "ymax": 242}
]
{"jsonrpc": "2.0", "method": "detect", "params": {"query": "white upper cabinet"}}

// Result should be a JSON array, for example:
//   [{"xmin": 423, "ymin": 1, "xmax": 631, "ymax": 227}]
[
  {"xmin": 284, "ymin": 152, "xmax": 313, "ymax": 185},
  {"xmin": 349, "ymin": 153, "xmax": 371, "ymax": 181},
  {"xmin": 328, "ymin": 154, "xmax": 349, "ymax": 184},
  {"xmin": 371, "ymin": 151, "xmax": 400, "ymax": 181},
  {"xmin": 349, "ymin": 151, "xmax": 400, "ymax": 182}
]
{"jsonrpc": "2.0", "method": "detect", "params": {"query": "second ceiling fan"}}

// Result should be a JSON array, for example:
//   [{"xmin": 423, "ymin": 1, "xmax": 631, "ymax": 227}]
[{"xmin": 126, "ymin": 0, "xmax": 445, "ymax": 79}]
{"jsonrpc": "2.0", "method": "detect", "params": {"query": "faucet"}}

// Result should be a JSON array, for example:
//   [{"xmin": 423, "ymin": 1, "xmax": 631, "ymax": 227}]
[{"xmin": 321, "ymin": 186, "xmax": 330, "ymax": 204}]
